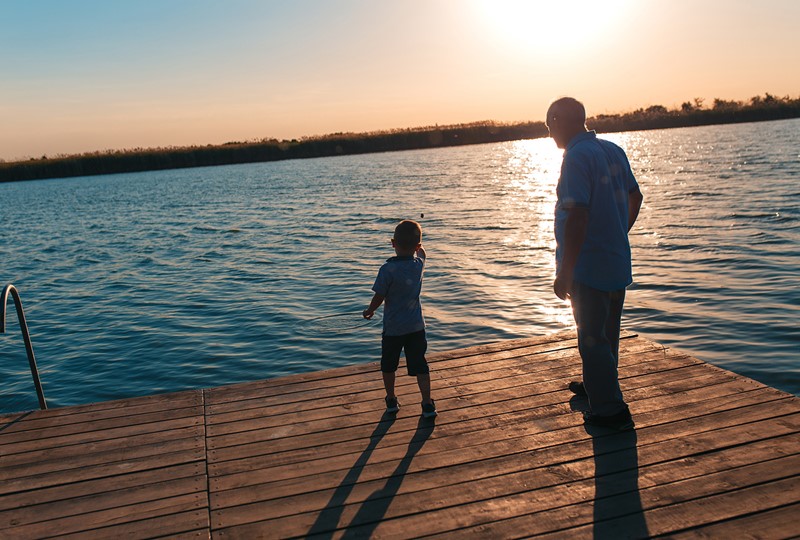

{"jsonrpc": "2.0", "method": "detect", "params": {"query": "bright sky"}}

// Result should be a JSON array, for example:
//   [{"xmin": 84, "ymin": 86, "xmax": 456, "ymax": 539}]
[{"xmin": 1, "ymin": 0, "xmax": 798, "ymax": 161}]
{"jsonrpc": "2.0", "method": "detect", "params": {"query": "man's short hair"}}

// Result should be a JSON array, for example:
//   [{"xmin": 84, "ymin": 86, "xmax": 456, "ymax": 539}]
[
  {"xmin": 394, "ymin": 220, "xmax": 422, "ymax": 249},
  {"xmin": 547, "ymin": 97, "xmax": 587, "ymax": 127}
]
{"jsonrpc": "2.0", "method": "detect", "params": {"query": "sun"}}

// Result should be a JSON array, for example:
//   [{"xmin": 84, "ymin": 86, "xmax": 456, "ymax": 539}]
[{"xmin": 472, "ymin": 0, "xmax": 630, "ymax": 54}]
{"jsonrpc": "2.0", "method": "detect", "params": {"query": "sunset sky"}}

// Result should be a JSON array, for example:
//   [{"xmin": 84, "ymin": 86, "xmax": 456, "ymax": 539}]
[{"xmin": 2, "ymin": 0, "xmax": 798, "ymax": 161}]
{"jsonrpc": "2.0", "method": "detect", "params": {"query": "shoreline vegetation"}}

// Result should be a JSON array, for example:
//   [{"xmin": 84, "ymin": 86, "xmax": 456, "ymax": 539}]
[{"xmin": 2, "ymin": 93, "xmax": 798, "ymax": 183}]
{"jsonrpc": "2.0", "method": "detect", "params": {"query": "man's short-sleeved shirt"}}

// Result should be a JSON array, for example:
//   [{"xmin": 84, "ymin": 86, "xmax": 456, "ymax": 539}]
[
  {"xmin": 372, "ymin": 255, "xmax": 426, "ymax": 336},
  {"xmin": 555, "ymin": 131, "xmax": 640, "ymax": 291}
]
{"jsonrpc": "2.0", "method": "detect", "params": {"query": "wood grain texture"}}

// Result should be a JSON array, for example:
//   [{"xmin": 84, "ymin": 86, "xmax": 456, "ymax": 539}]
[{"xmin": 1, "ymin": 331, "xmax": 797, "ymax": 539}]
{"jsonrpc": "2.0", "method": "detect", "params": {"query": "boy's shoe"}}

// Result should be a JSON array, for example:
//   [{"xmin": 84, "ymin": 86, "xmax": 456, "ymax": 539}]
[
  {"xmin": 421, "ymin": 399, "xmax": 437, "ymax": 418},
  {"xmin": 385, "ymin": 396, "xmax": 400, "ymax": 413},
  {"xmin": 568, "ymin": 381, "xmax": 588, "ymax": 397},
  {"xmin": 582, "ymin": 407, "xmax": 635, "ymax": 431}
]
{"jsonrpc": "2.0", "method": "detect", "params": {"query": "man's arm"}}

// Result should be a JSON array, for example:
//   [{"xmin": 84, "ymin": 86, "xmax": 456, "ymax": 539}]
[
  {"xmin": 363, "ymin": 293, "xmax": 385, "ymax": 319},
  {"xmin": 554, "ymin": 207, "xmax": 589, "ymax": 300},
  {"xmin": 628, "ymin": 190, "xmax": 643, "ymax": 232}
]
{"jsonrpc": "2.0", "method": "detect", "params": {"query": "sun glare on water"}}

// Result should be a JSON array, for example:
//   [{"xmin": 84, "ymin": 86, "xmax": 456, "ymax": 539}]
[{"xmin": 473, "ymin": 0, "xmax": 630, "ymax": 53}]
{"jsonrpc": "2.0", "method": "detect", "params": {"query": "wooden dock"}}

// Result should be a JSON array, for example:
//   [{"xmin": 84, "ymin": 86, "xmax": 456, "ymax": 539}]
[{"xmin": 1, "ymin": 331, "xmax": 798, "ymax": 539}]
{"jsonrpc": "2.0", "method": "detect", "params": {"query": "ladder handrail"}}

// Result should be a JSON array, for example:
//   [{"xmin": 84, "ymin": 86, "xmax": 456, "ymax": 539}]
[{"xmin": 1, "ymin": 284, "xmax": 47, "ymax": 410}]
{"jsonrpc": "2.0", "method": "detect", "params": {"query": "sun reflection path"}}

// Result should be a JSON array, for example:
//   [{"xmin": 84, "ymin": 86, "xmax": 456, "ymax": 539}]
[
  {"xmin": 500, "ymin": 138, "xmax": 563, "ymax": 256},
  {"xmin": 504, "ymin": 139, "xmax": 562, "ymax": 242},
  {"xmin": 494, "ymin": 138, "xmax": 574, "ymax": 329}
]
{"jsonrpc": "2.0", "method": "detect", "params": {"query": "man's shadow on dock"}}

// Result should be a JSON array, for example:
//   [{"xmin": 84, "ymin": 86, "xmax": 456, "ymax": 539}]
[
  {"xmin": 571, "ymin": 396, "xmax": 649, "ymax": 539},
  {"xmin": 307, "ymin": 414, "xmax": 435, "ymax": 539}
]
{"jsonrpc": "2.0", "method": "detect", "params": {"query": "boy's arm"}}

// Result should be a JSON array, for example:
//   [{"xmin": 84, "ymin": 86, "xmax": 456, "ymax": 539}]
[{"xmin": 363, "ymin": 293, "xmax": 385, "ymax": 319}]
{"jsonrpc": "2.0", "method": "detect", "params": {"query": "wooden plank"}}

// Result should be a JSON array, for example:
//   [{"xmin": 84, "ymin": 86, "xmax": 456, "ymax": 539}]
[
  {"xmin": 0, "ymin": 332, "xmax": 795, "ymax": 540},
  {"xmin": 530, "ymin": 477, "xmax": 800, "ymax": 540},
  {"xmin": 210, "ymin": 395, "xmax": 798, "ymax": 503},
  {"xmin": 0, "ymin": 387, "xmax": 211, "ymax": 538},
  {"xmin": 0, "ymin": 391, "xmax": 203, "ymax": 435},
  {"xmin": 0, "ymin": 425, "xmax": 204, "ymax": 468},
  {"xmin": 209, "ymin": 376, "xmax": 777, "ymax": 470},
  {"xmin": 211, "ymin": 400, "xmax": 797, "ymax": 509},
  {"xmin": 204, "ymin": 339, "xmax": 581, "ymax": 410},
  {"xmin": 663, "ymin": 502, "xmax": 800, "ymax": 539},
  {"xmin": 207, "ymin": 358, "xmax": 712, "ymax": 467},
  {"xmin": 205, "ymin": 340, "xmax": 681, "ymax": 427},
  {"xmin": 206, "ymin": 362, "xmax": 746, "ymax": 475},
  {"xmin": 205, "ymin": 348, "xmax": 702, "ymax": 450},
  {"xmin": 210, "ymin": 404, "xmax": 793, "ymax": 516},
  {"xmin": 3, "ymin": 494, "xmax": 207, "ymax": 540},
  {"xmin": 56, "ymin": 509, "xmax": 210, "ymax": 540},
  {"xmin": 204, "ymin": 332, "xmax": 595, "ymax": 407},
  {"xmin": 321, "ymin": 457, "xmax": 800, "ymax": 540},
  {"xmin": 1, "ymin": 434, "xmax": 204, "ymax": 481},
  {"xmin": 155, "ymin": 530, "xmax": 211, "ymax": 540},
  {"xmin": 0, "ymin": 462, "xmax": 205, "ymax": 510},
  {"xmin": 206, "ymin": 353, "xmax": 706, "ymax": 441},
  {"xmin": 0, "ymin": 412, "xmax": 30, "ymax": 433},
  {"xmin": 209, "ymin": 429, "xmax": 800, "ymax": 533},
  {"xmin": 0, "ymin": 415, "xmax": 203, "ymax": 456},
  {"xmin": 205, "ymin": 333, "xmax": 641, "ymax": 409},
  {"xmin": 203, "ymin": 330, "xmax": 592, "ymax": 405},
  {"xmin": 238, "ymin": 431, "xmax": 798, "ymax": 527},
  {"xmin": 0, "ymin": 447, "xmax": 206, "ymax": 496},
  {"xmin": 0, "ymin": 475, "xmax": 207, "ymax": 529},
  {"xmin": 214, "ymin": 449, "xmax": 800, "ymax": 539},
  {"xmin": 0, "ymin": 403, "xmax": 203, "ymax": 446},
  {"xmin": 156, "ymin": 531, "xmax": 211, "ymax": 540},
  {"xmin": 206, "ymin": 367, "xmax": 776, "ymax": 461},
  {"xmin": 0, "ymin": 389, "xmax": 202, "ymax": 422}
]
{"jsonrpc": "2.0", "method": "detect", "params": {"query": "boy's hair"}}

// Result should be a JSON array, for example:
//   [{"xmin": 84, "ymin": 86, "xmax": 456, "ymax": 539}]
[{"xmin": 393, "ymin": 220, "xmax": 422, "ymax": 249}]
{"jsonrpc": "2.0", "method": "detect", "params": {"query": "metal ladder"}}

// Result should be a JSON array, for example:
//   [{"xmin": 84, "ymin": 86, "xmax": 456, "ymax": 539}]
[{"xmin": 2, "ymin": 284, "xmax": 47, "ymax": 410}]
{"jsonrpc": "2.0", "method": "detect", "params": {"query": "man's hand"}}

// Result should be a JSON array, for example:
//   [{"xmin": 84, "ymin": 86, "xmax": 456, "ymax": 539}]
[
  {"xmin": 554, "ymin": 272, "xmax": 572, "ymax": 301},
  {"xmin": 628, "ymin": 189, "xmax": 643, "ymax": 232},
  {"xmin": 554, "ymin": 207, "xmax": 587, "ymax": 301},
  {"xmin": 363, "ymin": 309, "xmax": 374, "ymax": 320}
]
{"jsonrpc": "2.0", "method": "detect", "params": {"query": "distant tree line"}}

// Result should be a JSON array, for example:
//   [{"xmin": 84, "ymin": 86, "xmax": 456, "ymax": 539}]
[
  {"xmin": 1, "ymin": 93, "xmax": 798, "ymax": 183},
  {"xmin": 589, "ymin": 93, "xmax": 800, "ymax": 132}
]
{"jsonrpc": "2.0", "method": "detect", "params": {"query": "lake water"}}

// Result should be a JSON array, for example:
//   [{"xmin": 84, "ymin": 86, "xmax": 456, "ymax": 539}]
[{"xmin": 1, "ymin": 119, "xmax": 798, "ymax": 413}]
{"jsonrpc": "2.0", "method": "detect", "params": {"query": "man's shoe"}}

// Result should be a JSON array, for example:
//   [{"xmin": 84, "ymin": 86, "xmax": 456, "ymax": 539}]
[
  {"xmin": 583, "ymin": 407, "xmax": 634, "ymax": 431},
  {"xmin": 385, "ymin": 396, "xmax": 400, "ymax": 413},
  {"xmin": 421, "ymin": 399, "xmax": 437, "ymax": 418},
  {"xmin": 569, "ymin": 381, "xmax": 588, "ymax": 397}
]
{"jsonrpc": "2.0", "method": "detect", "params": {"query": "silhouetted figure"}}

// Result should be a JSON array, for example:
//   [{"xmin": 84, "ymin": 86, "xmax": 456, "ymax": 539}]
[
  {"xmin": 364, "ymin": 220, "xmax": 437, "ymax": 419},
  {"xmin": 547, "ymin": 97, "xmax": 643, "ymax": 431}
]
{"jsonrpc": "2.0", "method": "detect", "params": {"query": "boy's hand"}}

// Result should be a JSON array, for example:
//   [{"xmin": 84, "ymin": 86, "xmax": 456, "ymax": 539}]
[
  {"xmin": 364, "ymin": 293, "xmax": 384, "ymax": 319},
  {"xmin": 416, "ymin": 244, "xmax": 426, "ymax": 259}
]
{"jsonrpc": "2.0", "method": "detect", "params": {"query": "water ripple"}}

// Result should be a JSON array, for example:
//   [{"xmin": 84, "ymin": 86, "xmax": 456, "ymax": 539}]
[{"xmin": 1, "ymin": 119, "xmax": 798, "ymax": 412}]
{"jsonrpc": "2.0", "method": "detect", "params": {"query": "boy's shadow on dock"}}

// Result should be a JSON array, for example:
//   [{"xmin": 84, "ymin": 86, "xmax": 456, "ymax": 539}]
[
  {"xmin": 307, "ymin": 413, "xmax": 435, "ymax": 539},
  {"xmin": 571, "ymin": 396, "xmax": 649, "ymax": 539}
]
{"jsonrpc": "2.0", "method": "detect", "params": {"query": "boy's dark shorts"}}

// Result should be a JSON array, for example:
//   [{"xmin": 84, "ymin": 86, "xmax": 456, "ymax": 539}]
[{"xmin": 381, "ymin": 330, "xmax": 429, "ymax": 376}]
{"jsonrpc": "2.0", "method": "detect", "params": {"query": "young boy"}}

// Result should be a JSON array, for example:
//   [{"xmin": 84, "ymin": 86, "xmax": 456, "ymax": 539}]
[{"xmin": 363, "ymin": 220, "xmax": 436, "ymax": 418}]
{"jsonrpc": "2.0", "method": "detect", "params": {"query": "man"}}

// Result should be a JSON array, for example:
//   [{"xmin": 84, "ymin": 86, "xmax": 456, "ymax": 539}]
[{"xmin": 547, "ymin": 97, "xmax": 643, "ymax": 431}]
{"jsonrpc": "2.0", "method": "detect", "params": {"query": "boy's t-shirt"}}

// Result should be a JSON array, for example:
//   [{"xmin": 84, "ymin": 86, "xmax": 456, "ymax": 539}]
[{"xmin": 372, "ymin": 254, "xmax": 426, "ymax": 336}]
